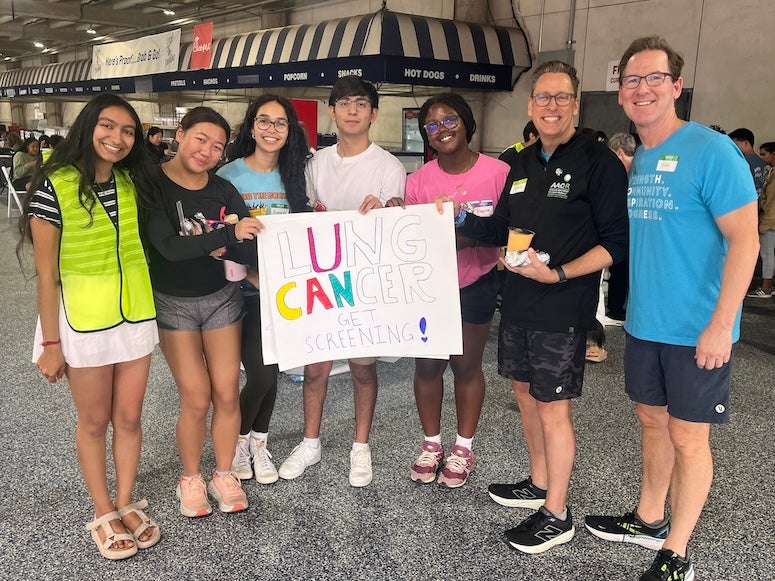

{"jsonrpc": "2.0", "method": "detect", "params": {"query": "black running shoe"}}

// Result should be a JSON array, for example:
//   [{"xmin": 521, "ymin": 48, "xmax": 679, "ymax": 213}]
[
  {"xmin": 503, "ymin": 506, "xmax": 575, "ymax": 554},
  {"xmin": 488, "ymin": 477, "xmax": 547, "ymax": 509},
  {"xmin": 584, "ymin": 510, "xmax": 669, "ymax": 550},
  {"xmin": 639, "ymin": 549, "xmax": 695, "ymax": 581}
]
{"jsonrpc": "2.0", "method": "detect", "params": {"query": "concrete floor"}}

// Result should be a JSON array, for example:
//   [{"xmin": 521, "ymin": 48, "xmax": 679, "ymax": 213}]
[{"xmin": 1, "ymin": 211, "xmax": 773, "ymax": 581}]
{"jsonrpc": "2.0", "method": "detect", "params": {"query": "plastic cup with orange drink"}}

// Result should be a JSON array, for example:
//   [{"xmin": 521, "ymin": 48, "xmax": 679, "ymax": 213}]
[{"xmin": 506, "ymin": 228, "xmax": 535, "ymax": 252}]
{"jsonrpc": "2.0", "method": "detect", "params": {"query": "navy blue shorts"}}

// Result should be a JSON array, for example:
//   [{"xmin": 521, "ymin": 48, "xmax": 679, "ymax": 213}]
[
  {"xmin": 624, "ymin": 333, "xmax": 733, "ymax": 424},
  {"xmin": 460, "ymin": 268, "xmax": 498, "ymax": 325},
  {"xmin": 497, "ymin": 319, "xmax": 586, "ymax": 402}
]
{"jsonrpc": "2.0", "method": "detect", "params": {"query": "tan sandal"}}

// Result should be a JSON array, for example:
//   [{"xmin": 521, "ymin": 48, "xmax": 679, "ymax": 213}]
[
  {"xmin": 86, "ymin": 511, "xmax": 138, "ymax": 560},
  {"xmin": 118, "ymin": 499, "xmax": 161, "ymax": 550}
]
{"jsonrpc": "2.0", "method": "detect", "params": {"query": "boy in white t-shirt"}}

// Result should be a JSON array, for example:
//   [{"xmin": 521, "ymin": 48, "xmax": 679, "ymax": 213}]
[{"xmin": 278, "ymin": 76, "xmax": 406, "ymax": 487}]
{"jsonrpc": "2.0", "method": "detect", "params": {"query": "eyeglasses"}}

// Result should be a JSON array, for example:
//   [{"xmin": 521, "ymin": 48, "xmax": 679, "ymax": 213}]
[
  {"xmin": 423, "ymin": 115, "xmax": 459, "ymax": 136},
  {"xmin": 334, "ymin": 98, "xmax": 372, "ymax": 111},
  {"xmin": 531, "ymin": 93, "xmax": 576, "ymax": 107},
  {"xmin": 620, "ymin": 72, "xmax": 674, "ymax": 89},
  {"xmin": 255, "ymin": 116, "xmax": 289, "ymax": 133}
]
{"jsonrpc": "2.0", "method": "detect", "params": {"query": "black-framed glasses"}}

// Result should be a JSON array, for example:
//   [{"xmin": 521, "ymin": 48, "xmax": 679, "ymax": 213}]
[
  {"xmin": 334, "ymin": 98, "xmax": 372, "ymax": 111},
  {"xmin": 531, "ymin": 93, "xmax": 576, "ymax": 107},
  {"xmin": 620, "ymin": 72, "xmax": 674, "ymax": 89},
  {"xmin": 424, "ymin": 115, "xmax": 459, "ymax": 136},
  {"xmin": 255, "ymin": 116, "xmax": 289, "ymax": 133}
]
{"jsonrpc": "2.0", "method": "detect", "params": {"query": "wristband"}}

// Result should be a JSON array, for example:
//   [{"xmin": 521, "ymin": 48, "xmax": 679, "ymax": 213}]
[
  {"xmin": 41, "ymin": 339, "xmax": 61, "ymax": 347},
  {"xmin": 555, "ymin": 265, "xmax": 568, "ymax": 283},
  {"xmin": 454, "ymin": 209, "xmax": 468, "ymax": 227}
]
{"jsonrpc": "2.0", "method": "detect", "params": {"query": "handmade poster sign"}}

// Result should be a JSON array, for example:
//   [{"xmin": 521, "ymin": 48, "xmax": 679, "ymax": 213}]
[{"xmin": 256, "ymin": 203, "xmax": 462, "ymax": 371}]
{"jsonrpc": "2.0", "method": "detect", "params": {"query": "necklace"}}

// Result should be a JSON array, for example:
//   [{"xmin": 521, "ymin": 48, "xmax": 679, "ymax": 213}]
[
  {"xmin": 442, "ymin": 151, "xmax": 476, "ymax": 174},
  {"xmin": 441, "ymin": 151, "xmax": 477, "ymax": 197},
  {"xmin": 93, "ymin": 175, "xmax": 113, "ymax": 195}
]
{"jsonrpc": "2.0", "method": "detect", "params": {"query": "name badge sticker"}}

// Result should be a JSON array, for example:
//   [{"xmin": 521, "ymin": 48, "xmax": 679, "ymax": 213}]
[
  {"xmin": 656, "ymin": 155, "xmax": 679, "ymax": 172},
  {"xmin": 469, "ymin": 200, "xmax": 494, "ymax": 217},
  {"xmin": 510, "ymin": 178, "xmax": 528, "ymax": 194}
]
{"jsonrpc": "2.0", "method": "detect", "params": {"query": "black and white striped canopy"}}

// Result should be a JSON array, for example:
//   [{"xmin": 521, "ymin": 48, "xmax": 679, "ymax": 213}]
[
  {"xmin": 0, "ymin": 60, "xmax": 91, "ymax": 96},
  {"xmin": 0, "ymin": 10, "xmax": 531, "ymax": 96},
  {"xmin": 180, "ymin": 11, "xmax": 528, "ymax": 70}
]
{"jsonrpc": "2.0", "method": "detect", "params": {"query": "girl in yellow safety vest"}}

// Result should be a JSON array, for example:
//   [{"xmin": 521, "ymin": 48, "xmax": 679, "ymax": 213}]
[{"xmin": 17, "ymin": 93, "xmax": 160, "ymax": 561}]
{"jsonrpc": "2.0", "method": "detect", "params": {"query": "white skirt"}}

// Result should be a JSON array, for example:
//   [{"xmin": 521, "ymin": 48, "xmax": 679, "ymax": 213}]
[{"xmin": 32, "ymin": 298, "xmax": 159, "ymax": 368}]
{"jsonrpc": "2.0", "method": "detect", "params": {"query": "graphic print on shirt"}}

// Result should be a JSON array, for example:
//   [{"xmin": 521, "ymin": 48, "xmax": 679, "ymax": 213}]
[
  {"xmin": 628, "ymin": 166, "xmax": 677, "ymax": 222},
  {"xmin": 547, "ymin": 167, "xmax": 572, "ymax": 199},
  {"xmin": 242, "ymin": 191, "xmax": 289, "ymax": 215}
]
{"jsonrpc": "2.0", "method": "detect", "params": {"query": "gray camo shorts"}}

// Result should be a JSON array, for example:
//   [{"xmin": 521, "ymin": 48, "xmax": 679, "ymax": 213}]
[{"xmin": 497, "ymin": 318, "xmax": 586, "ymax": 402}]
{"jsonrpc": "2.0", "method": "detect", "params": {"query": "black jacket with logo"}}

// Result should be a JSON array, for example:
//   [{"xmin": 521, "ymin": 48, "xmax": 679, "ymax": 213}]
[{"xmin": 461, "ymin": 131, "xmax": 628, "ymax": 332}]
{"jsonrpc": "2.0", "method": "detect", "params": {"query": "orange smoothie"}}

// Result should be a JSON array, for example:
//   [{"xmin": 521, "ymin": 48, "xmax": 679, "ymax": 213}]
[{"xmin": 506, "ymin": 228, "xmax": 535, "ymax": 252}]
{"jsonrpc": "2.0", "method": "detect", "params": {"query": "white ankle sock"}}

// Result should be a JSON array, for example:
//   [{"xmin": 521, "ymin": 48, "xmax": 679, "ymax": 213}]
[
  {"xmin": 214, "ymin": 469, "xmax": 231, "ymax": 477},
  {"xmin": 303, "ymin": 437, "xmax": 320, "ymax": 449},
  {"xmin": 352, "ymin": 442, "xmax": 369, "ymax": 451},
  {"xmin": 250, "ymin": 431, "xmax": 268, "ymax": 442},
  {"xmin": 455, "ymin": 434, "xmax": 473, "ymax": 450},
  {"xmin": 424, "ymin": 433, "xmax": 442, "ymax": 444}
]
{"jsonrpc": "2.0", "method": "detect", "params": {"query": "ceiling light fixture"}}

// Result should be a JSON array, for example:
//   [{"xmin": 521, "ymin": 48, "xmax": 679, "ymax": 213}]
[
  {"xmin": 86, "ymin": 26, "xmax": 97, "ymax": 34},
  {"xmin": 163, "ymin": 8, "xmax": 175, "ymax": 16},
  {"xmin": 33, "ymin": 41, "xmax": 45, "ymax": 48}
]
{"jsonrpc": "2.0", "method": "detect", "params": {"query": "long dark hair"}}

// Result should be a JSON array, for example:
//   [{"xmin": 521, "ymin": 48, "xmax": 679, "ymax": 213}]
[
  {"xmin": 231, "ymin": 95, "xmax": 310, "ymax": 212},
  {"xmin": 17, "ymin": 93, "xmax": 152, "ymax": 250}
]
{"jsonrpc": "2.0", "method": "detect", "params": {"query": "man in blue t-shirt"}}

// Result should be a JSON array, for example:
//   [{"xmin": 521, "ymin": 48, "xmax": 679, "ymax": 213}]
[{"xmin": 584, "ymin": 36, "xmax": 760, "ymax": 581}]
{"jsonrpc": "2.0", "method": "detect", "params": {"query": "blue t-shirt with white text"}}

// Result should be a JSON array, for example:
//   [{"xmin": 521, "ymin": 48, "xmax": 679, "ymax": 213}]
[{"xmin": 626, "ymin": 122, "xmax": 757, "ymax": 346}]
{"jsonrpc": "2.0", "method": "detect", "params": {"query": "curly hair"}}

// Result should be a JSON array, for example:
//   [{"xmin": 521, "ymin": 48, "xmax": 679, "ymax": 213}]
[{"xmin": 230, "ymin": 95, "xmax": 310, "ymax": 212}]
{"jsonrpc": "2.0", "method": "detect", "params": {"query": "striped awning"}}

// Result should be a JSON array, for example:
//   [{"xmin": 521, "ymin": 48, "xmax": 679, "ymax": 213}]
[
  {"xmin": 0, "ymin": 60, "xmax": 91, "ymax": 95},
  {"xmin": 180, "ymin": 11, "xmax": 528, "ymax": 69},
  {"xmin": 174, "ymin": 10, "xmax": 531, "ymax": 89},
  {"xmin": 0, "ymin": 10, "xmax": 531, "ymax": 96}
]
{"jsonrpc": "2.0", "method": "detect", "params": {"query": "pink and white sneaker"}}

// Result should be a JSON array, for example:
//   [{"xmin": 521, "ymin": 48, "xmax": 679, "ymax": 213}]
[
  {"xmin": 410, "ymin": 441, "xmax": 445, "ymax": 484},
  {"xmin": 437, "ymin": 445, "xmax": 476, "ymax": 488}
]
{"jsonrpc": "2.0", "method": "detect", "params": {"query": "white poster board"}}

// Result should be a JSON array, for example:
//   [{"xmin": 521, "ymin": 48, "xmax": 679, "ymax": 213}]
[{"xmin": 257, "ymin": 204, "xmax": 462, "ymax": 371}]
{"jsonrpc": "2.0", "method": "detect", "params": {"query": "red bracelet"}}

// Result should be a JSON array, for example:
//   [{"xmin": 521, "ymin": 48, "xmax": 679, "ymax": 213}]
[{"xmin": 41, "ymin": 339, "xmax": 61, "ymax": 347}]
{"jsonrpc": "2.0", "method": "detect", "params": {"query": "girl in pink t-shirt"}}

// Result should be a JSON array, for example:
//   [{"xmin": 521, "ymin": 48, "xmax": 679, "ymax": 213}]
[{"xmin": 404, "ymin": 93, "xmax": 509, "ymax": 488}]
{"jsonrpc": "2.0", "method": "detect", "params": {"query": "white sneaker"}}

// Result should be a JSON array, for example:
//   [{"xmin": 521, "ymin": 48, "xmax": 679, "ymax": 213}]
[
  {"xmin": 278, "ymin": 441, "xmax": 321, "ymax": 480},
  {"xmin": 349, "ymin": 446, "xmax": 373, "ymax": 487},
  {"xmin": 250, "ymin": 437, "xmax": 279, "ymax": 484},
  {"xmin": 603, "ymin": 316, "xmax": 624, "ymax": 327},
  {"xmin": 231, "ymin": 435, "xmax": 252, "ymax": 480}
]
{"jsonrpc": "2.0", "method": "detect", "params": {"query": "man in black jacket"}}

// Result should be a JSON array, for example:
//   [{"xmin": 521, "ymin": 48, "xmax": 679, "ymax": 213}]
[{"xmin": 450, "ymin": 60, "xmax": 629, "ymax": 554}]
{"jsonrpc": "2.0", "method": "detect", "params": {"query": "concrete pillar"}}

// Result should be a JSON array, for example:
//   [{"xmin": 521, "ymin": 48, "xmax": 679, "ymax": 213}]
[
  {"xmin": 10, "ymin": 102, "xmax": 25, "ymax": 127},
  {"xmin": 261, "ymin": 12, "xmax": 286, "ymax": 29},
  {"xmin": 454, "ymin": 0, "xmax": 488, "ymax": 23},
  {"xmin": 45, "ymin": 102, "xmax": 63, "ymax": 128},
  {"xmin": 453, "ymin": 0, "xmax": 489, "ymax": 153}
]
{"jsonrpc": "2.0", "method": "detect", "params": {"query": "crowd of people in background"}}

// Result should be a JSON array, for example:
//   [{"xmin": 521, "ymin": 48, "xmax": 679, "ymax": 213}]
[{"xmin": 13, "ymin": 34, "xmax": 767, "ymax": 581}]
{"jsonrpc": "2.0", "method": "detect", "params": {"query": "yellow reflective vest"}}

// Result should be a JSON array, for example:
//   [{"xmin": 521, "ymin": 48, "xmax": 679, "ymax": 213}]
[{"xmin": 54, "ymin": 165, "xmax": 155, "ymax": 332}]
